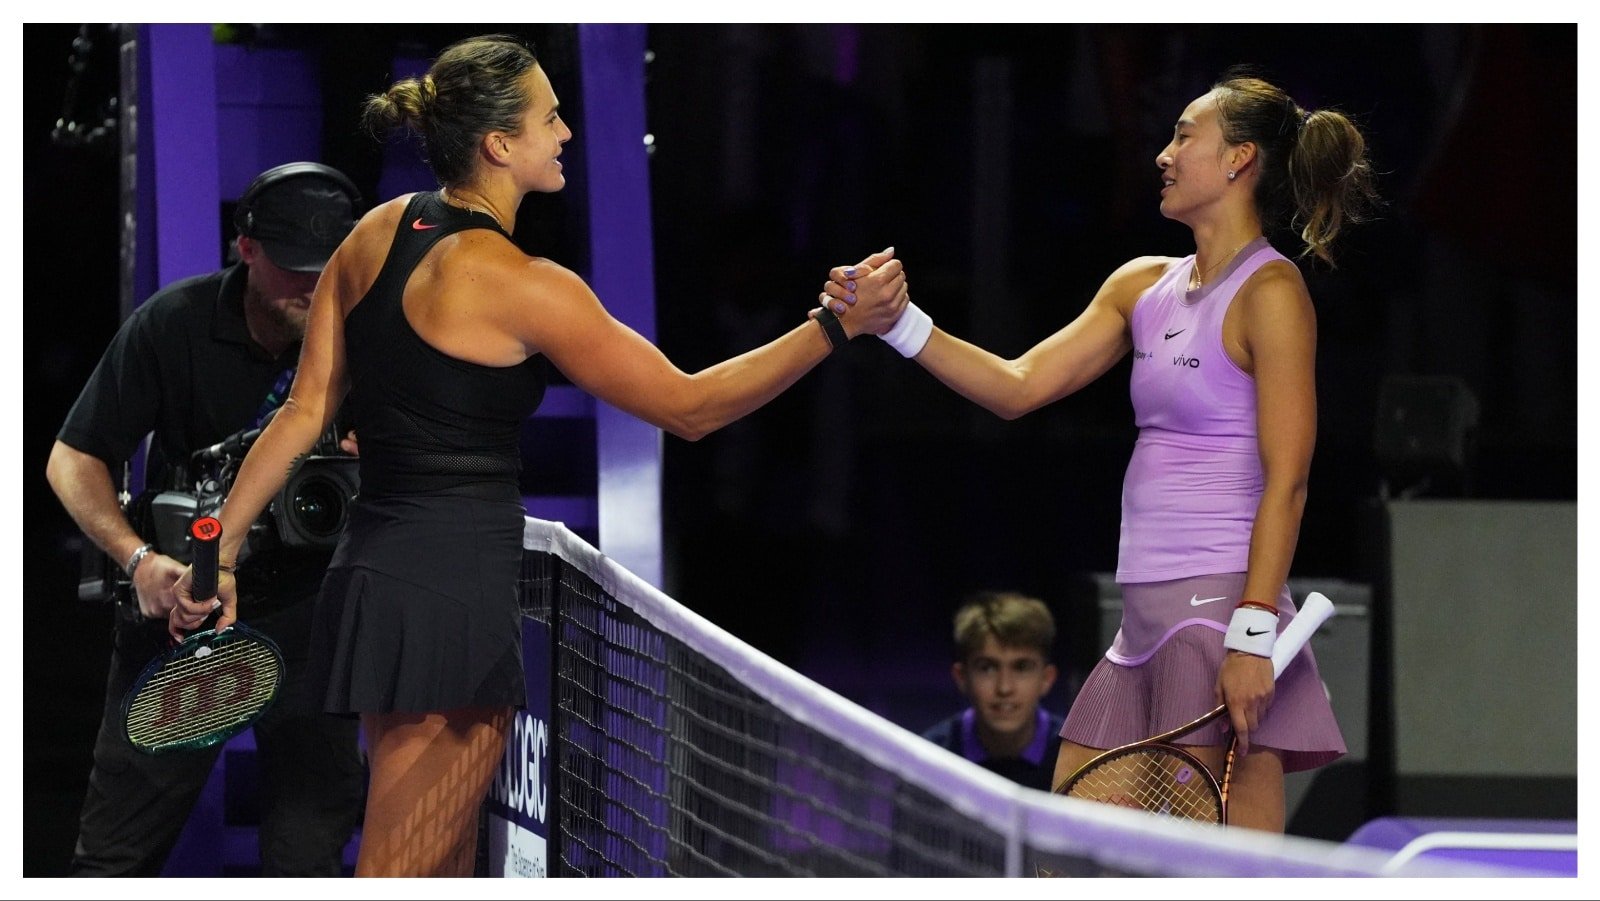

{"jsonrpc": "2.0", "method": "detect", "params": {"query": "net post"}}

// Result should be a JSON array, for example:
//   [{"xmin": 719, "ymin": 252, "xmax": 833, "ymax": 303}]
[
  {"xmin": 547, "ymin": 551, "xmax": 563, "ymax": 875},
  {"xmin": 1005, "ymin": 805, "xmax": 1024, "ymax": 877}
]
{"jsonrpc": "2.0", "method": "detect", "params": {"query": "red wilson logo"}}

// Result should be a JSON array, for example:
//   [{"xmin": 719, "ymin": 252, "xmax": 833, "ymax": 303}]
[{"xmin": 149, "ymin": 660, "xmax": 257, "ymax": 731}]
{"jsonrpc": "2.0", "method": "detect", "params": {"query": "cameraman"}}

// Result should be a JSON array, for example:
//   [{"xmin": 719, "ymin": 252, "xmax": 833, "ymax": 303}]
[{"xmin": 45, "ymin": 162, "xmax": 365, "ymax": 876}]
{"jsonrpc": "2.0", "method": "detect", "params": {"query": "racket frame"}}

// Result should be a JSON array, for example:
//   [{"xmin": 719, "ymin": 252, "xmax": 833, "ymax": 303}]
[
  {"xmin": 121, "ymin": 622, "xmax": 285, "ymax": 754},
  {"xmin": 121, "ymin": 515, "xmax": 284, "ymax": 755}
]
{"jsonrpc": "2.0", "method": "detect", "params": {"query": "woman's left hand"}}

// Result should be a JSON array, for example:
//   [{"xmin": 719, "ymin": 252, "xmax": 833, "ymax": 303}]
[
  {"xmin": 168, "ymin": 565, "xmax": 236, "ymax": 641},
  {"xmin": 1216, "ymin": 650, "xmax": 1274, "ymax": 757}
]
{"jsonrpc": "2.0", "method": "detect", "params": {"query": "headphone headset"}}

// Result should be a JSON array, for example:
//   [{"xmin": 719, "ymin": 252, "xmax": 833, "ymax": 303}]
[{"xmin": 233, "ymin": 161, "xmax": 363, "ymax": 237}]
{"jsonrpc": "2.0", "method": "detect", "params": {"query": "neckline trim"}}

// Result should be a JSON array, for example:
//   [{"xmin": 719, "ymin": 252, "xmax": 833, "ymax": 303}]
[{"xmin": 1179, "ymin": 236, "xmax": 1273, "ymax": 306}]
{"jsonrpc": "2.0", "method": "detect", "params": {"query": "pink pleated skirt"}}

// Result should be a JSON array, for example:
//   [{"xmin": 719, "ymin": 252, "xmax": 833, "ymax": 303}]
[{"xmin": 1060, "ymin": 573, "xmax": 1345, "ymax": 773}]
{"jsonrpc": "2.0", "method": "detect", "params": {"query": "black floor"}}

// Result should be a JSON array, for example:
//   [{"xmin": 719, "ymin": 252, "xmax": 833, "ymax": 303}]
[{"xmin": 24, "ymin": 603, "xmax": 113, "ymax": 876}]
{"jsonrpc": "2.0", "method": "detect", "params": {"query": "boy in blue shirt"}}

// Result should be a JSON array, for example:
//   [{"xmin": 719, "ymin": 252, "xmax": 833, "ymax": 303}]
[{"xmin": 921, "ymin": 592, "xmax": 1064, "ymax": 791}]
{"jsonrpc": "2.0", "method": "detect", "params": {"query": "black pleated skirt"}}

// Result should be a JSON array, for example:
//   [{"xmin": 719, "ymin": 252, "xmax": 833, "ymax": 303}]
[{"xmin": 306, "ymin": 493, "xmax": 527, "ymax": 714}]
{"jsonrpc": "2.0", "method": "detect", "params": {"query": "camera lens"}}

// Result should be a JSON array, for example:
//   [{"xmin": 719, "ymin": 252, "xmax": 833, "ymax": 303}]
[{"xmin": 291, "ymin": 476, "xmax": 346, "ymax": 538}]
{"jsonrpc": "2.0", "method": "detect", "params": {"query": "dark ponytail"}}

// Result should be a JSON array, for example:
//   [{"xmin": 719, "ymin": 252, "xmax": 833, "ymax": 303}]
[{"xmin": 1213, "ymin": 73, "xmax": 1381, "ymax": 265}]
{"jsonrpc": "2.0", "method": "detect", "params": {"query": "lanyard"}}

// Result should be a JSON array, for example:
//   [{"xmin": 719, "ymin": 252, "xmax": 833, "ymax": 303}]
[{"xmin": 254, "ymin": 366, "xmax": 296, "ymax": 428}]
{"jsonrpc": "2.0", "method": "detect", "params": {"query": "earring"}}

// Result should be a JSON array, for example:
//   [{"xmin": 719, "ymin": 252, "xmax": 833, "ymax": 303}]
[{"xmin": 1227, "ymin": 170, "xmax": 1236, "ymax": 181}]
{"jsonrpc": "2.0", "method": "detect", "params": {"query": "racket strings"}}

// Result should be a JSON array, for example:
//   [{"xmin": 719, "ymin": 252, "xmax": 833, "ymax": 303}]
[
  {"xmin": 126, "ymin": 638, "xmax": 282, "ymax": 748},
  {"xmin": 1065, "ymin": 749, "xmax": 1222, "ymax": 822}
]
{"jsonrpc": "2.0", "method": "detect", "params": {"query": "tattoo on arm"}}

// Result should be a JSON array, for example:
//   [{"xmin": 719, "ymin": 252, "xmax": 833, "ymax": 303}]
[{"xmin": 287, "ymin": 452, "xmax": 309, "ymax": 477}]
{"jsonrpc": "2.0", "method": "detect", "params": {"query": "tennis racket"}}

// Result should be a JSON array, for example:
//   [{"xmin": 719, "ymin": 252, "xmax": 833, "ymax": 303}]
[
  {"xmin": 1051, "ymin": 591, "xmax": 1336, "ymax": 825},
  {"xmin": 121, "ymin": 516, "xmax": 285, "ymax": 754}
]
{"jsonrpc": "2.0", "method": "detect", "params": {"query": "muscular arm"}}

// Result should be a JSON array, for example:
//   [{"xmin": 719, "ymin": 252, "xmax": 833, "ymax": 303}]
[
  {"xmin": 47, "ymin": 441, "xmax": 189, "ymax": 619},
  {"xmin": 514, "ymin": 258, "xmax": 901, "ymax": 441},
  {"xmin": 45, "ymin": 441, "xmax": 145, "ymax": 566},
  {"xmin": 889, "ymin": 257, "xmax": 1165, "ymax": 419}
]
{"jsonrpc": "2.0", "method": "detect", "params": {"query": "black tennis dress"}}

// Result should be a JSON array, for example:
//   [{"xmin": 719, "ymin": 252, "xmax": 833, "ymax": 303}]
[{"xmin": 308, "ymin": 191, "xmax": 545, "ymax": 714}]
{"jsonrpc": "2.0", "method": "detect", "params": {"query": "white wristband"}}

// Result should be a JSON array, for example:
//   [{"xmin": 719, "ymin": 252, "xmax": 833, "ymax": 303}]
[
  {"xmin": 1223, "ymin": 606, "xmax": 1279, "ymax": 658},
  {"xmin": 879, "ymin": 302, "xmax": 933, "ymax": 358}
]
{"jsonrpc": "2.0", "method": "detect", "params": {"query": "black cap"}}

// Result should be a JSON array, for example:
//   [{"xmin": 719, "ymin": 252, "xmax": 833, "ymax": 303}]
[{"xmin": 236, "ymin": 164, "xmax": 359, "ymax": 273}]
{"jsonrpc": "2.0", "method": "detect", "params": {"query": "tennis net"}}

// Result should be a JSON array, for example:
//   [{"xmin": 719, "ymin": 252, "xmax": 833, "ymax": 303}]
[{"xmin": 499, "ymin": 517, "xmax": 1510, "ymax": 878}]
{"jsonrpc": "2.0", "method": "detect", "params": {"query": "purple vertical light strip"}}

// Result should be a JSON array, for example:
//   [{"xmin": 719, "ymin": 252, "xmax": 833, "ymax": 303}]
[
  {"xmin": 141, "ymin": 25, "xmax": 226, "ymax": 877},
  {"xmin": 129, "ymin": 29, "xmax": 156, "ymax": 315},
  {"xmin": 128, "ymin": 25, "xmax": 221, "ymax": 502},
  {"xmin": 578, "ymin": 24, "xmax": 663, "ymax": 588},
  {"xmin": 213, "ymin": 44, "xmax": 324, "ymax": 197},
  {"xmin": 832, "ymin": 24, "xmax": 860, "ymax": 86},
  {"xmin": 145, "ymin": 25, "xmax": 221, "ymax": 288}
]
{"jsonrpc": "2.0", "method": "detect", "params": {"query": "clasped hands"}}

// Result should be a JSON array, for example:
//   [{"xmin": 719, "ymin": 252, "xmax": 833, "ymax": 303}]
[{"xmin": 811, "ymin": 246, "xmax": 910, "ymax": 339}]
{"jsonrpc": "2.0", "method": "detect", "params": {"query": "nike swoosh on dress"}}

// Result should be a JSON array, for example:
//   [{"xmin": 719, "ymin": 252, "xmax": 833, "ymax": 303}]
[{"xmin": 1189, "ymin": 594, "xmax": 1228, "ymax": 606}]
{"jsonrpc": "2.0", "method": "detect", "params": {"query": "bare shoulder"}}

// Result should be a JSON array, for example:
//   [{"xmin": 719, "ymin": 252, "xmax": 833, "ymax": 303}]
[
  {"xmin": 1237, "ymin": 259, "xmax": 1313, "ymax": 316},
  {"xmin": 460, "ymin": 249, "xmax": 611, "ymax": 357},
  {"xmin": 325, "ymin": 195, "xmax": 415, "ymax": 308},
  {"xmin": 437, "ymin": 242, "xmax": 602, "ymax": 344},
  {"xmin": 1097, "ymin": 255, "xmax": 1180, "ymax": 314},
  {"xmin": 1244, "ymin": 257, "xmax": 1309, "ymax": 291},
  {"xmin": 1235, "ymin": 259, "xmax": 1316, "ymax": 351},
  {"xmin": 1114, "ymin": 255, "xmax": 1181, "ymax": 284},
  {"xmin": 460, "ymin": 240, "xmax": 592, "ymax": 299},
  {"xmin": 335, "ymin": 194, "xmax": 412, "ymax": 268},
  {"xmin": 351, "ymin": 194, "xmax": 413, "ymax": 244}
]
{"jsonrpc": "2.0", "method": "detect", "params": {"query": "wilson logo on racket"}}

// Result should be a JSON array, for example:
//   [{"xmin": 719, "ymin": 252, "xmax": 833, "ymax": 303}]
[
  {"xmin": 122, "ymin": 517, "xmax": 285, "ymax": 754},
  {"xmin": 123, "ymin": 625, "xmax": 285, "ymax": 754},
  {"xmin": 145, "ymin": 658, "xmax": 261, "ymax": 730}
]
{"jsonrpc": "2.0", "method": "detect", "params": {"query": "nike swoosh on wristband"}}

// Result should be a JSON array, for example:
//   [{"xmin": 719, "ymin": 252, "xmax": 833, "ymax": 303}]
[
  {"xmin": 1189, "ymin": 594, "xmax": 1228, "ymax": 606},
  {"xmin": 412, "ymin": 218, "xmax": 440, "ymax": 230},
  {"xmin": 1245, "ymin": 627, "xmax": 1272, "ymax": 636}
]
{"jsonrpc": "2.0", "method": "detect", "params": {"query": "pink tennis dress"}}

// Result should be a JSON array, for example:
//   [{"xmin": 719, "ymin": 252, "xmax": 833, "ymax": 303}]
[{"xmin": 1061, "ymin": 239, "xmax": 1345, "ymax": 772}]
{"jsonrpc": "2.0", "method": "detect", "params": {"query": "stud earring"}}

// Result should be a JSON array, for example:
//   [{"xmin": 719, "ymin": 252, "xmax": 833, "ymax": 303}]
[{"xmin": 1227, "ymin": 170, "xmax": 1236, "ymax": 180}]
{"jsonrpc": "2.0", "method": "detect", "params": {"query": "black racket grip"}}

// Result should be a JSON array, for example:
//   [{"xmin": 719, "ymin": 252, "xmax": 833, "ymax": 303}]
[{"xmin": 188, "ymin": 516, "xmax": 223, "ymax": 600}]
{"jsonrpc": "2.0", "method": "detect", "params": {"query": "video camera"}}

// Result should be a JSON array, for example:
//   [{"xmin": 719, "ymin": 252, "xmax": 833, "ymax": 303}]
[{"xmin": 80, "ymin": 423, "xmax": 359, "ymax": 607}]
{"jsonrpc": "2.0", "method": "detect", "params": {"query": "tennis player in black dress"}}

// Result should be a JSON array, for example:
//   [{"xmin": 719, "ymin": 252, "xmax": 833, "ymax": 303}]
[{"xmin": 172, "ymin": 34, "xmax": 909, "ymax": 875}]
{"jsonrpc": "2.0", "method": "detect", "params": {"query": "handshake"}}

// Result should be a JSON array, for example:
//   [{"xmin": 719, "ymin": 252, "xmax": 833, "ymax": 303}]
[{"xmin": 809, "ymin": 246, "xmax": 933, "ymax": 359}]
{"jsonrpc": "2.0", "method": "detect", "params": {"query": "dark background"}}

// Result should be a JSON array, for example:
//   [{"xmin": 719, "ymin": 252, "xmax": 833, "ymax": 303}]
[{"xmin": 23, "ymin": 23, "xmax": 1576, "ymax": 874}]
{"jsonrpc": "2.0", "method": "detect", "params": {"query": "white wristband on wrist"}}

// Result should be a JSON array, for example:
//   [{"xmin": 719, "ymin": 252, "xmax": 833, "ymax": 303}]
[
  {"xmin": 879, "ymin": 302, "xmax": 933, "ymax": 358},
  {"xmin": 1223, "ymin": 605, "xmax": 1279, "ymax": 658}
]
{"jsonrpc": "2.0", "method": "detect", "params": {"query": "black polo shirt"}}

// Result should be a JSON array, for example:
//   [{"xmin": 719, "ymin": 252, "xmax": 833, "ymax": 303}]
[
  {"xmin": 60, "ymin": 263, "xmax": 335, "ymax": 605},
  {"xmin": 58, "ymin": 263, "xmax": 300, "ymax": 483}
]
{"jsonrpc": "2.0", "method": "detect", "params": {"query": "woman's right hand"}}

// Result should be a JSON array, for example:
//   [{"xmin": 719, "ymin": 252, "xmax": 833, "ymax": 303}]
[
  {"xmin": 168, "ymin": 565, "xmax": 238, "ymax": 641},
  {"xmin": 815, "ymin": 247, "xmax": 908, "ymax": 337},
  {"xmin": 1216, "ymin": 649, "xmax": 1274, "ymax": 758}
]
